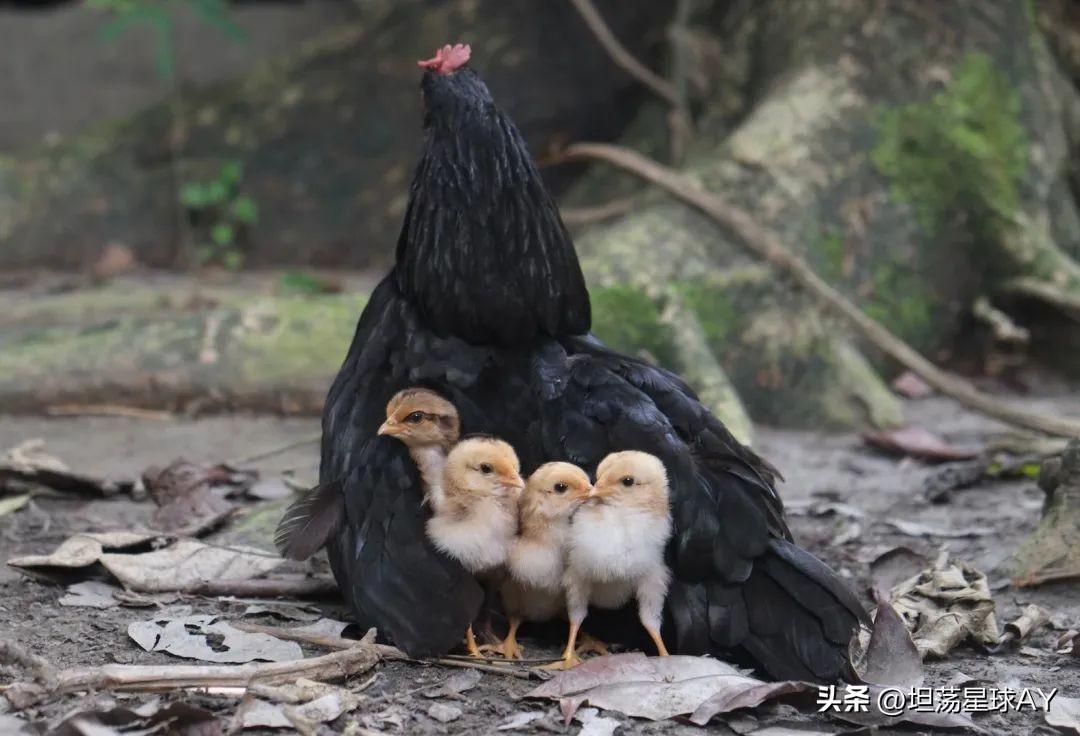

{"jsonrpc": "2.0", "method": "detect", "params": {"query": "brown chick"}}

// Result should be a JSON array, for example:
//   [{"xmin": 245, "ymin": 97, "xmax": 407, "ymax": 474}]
[
  {"xmin": 377, "ymin": 388, "xmax": 460, "ymax": 507},
  {"xmin": 492, "ymin": 462, "xmax": 592, "ymax": 659},
  {"xmin": 429, "ymin": 436, "xmax": 525, "ymax": 655},
  {"xmin": 555, "ymin": 451, "xmax": 673, "ymax": 669}
]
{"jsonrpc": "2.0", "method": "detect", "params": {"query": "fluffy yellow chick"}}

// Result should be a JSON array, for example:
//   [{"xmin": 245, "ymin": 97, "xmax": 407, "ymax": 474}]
[
  {"xmin": 556, "ymin": 451, "xmax": 674, "ymax": 669},
  {"xmin": 494, "ymin": 462, "xmax": 593, "ymax": 659},
  {"xmin": 377, "ymin": 388, "xmax": 460, "ymax": 507},
  {"xmin": 430, "ymin": 436, "xmax": 524, "ymax": 655}
]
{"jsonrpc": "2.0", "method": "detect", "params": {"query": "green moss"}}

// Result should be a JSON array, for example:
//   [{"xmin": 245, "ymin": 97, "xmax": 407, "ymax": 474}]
[
  {"xmin": 813, "ymin": 226, "xmax": 847, "ymax": 285},
  {"xmin": 677, "ymin": 282, "xmax": 738, "ymax": 349},
  {"xmin": 872, "ymin": 52, "xmax": 1027, "ymax": 239},
  {"xmin": 589, "ymin": 285, "xmax": 678, "ymax": 366},
  {"xmin": 863, "ymin": 260, "xmax": 935, "ymax": 346}
]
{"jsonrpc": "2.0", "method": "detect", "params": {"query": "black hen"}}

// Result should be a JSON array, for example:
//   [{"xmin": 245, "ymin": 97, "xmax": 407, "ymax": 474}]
[{"xmin": 276, "ymin": 44, "xmax": 868, "ymax": 678}]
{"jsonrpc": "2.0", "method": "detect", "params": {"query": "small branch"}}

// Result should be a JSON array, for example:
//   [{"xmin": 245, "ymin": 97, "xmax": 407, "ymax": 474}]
[
  {"xmin": 972, "ymin": 296, "xmax": 1029, "ymax": 345},
  {"xmin": 44, "ymin": 404, "xmax": 175, "ymax": 421},
  {"xmin": 4, "ymin": 632, "xmax": 381, "ymax": 707},
  {"xmin": 233, "ymin": 622, "xmax": 539, "ymax": 680},
  {"xmin": 185, "ymin": 577, "xmax": 338, "ymax": 598},
  {"xmin": 567, "ymin": 0, "xmax": 679, "ymax": 106},
  {"xmin": 667, "ymin": 0, "xmax": 696, "ymax": 162},
  {"xmin": 560, "ymin": 196, "xmax": 639, "ymax": 227},
  {"xmin": 559, "ymin": 142, "xmax": 1080, "ymax": 438},
  {"xmin": 228, "ymin": 435, "xmax": 321, "ymax": 468}
]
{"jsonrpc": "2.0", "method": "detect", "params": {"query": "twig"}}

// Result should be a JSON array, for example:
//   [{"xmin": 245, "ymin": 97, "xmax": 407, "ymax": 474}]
[
  {"xmin": 44, "ymin": 404, "xmax": 175, "ymax": 421},
  {"xmin": 560, "ymin": 196, "xmax": 639, "ymax": 227},
  {"xmin": 232, "ymin": 622, "xmax": 538, "ymax": 679},
  {"xmin": 184, "ymin": 577, "xmax": 338, "ymax": 598},
  {"xmin": 5, "ymin": 632, "xmax": 380, "ymax": 706},
  {"xmin": 667, "ymin": 0, "xmax": 696, "ymax": 162},
  {"xmin": 228, "ymin": 435, "xmax": 321, "ymax": 468},
  {"xmin": 972, "ymin": 296, "xmax": 1029, "ymax": 345},
  {"xmin": 559, "ymin": 142, "xmax": 1080, "ymax": 438},
  {"xmin": 1013, "ymin": 567, "xmax": 1080, "ymax": 587},
  {"xmin": 566, "ymin": 0, "xmax": 678, "ymax": 106}
]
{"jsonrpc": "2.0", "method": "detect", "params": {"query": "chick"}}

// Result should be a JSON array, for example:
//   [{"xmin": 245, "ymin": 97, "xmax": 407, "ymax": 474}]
[
  {"xmin": 430, "ymin": 436, "xmax": 525, "ymax": 655},
  {"xmin": 377, "ymin": 388, "xmax": 460, "ymax": 507},
  {"xmin": 557, "ymin": 451, "xmax": 674, "ymax": 669},
  {"xmin": 495, "ymin": 462, "xmax": 593, "ymax": 659}
]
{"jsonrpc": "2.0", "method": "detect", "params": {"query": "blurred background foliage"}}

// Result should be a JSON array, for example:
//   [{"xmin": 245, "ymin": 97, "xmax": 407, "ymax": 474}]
[{"xmin": 2, "ymin": 0, "xmax": 1080, "ymax": 437}]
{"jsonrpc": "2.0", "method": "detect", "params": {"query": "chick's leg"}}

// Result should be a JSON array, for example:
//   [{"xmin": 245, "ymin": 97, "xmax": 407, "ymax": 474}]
[
  {"xmin": 542, "ymin": 580, "xmax": 588, "ymax": 670},
  {"xmin": 637, "ymin": 567, "xmax": 671, "ymax": 657},
  {"xmin": 479, "ymin": 616, "xmax": 524, "ymax": 659},
  {"xmin": 464, "ymin": 626, "xmax": 483, "ymax": 658}
]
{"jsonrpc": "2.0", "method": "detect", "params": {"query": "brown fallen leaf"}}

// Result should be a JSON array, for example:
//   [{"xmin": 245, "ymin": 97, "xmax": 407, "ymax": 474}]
[
  {"xmin": 51, "ymin": 700, "xmax": 222, "ymax": 736},
  {"xmin": 8, "ymin": 534, "xmax": 281, "ymax": 592},
  {"xmin": 892, "ymin": 371, "xmax": 934, "ymax": 398},
  {"xmin": 885, "ymin": 519, "xmax": 993, "ymax": 539},
  {"xmin": 527, "ymin": 653, "xmax": 807, "ymax": 724},
  {"xmin": 0, "ymin": 439, "xmax": 132, "ymax": 497},
  {"xmin": 143, "ymin": 459, "xmax": 258, "ymax": 535},
  {"xmin": 862, "ymin": 426, "xmax": 978, "ymax": 462},
  {"xmin": 858, "ymin": 595, "xmax": 923, "ymax": 689}
]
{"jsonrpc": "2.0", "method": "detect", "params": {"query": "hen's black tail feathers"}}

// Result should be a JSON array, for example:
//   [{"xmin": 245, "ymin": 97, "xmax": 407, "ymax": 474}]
[{"xmin": 274, "ymin": 480, "xmax": 344, "ymax": 561}]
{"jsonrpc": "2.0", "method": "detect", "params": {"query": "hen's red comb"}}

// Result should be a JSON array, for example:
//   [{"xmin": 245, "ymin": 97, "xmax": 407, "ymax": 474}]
[{"xmin": 418, "ymin": 43, "xmax": 471, "ymax": 75}]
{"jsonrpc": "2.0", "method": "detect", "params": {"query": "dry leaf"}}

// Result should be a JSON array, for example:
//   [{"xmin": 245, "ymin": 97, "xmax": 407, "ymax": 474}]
[
  {"xmin": 129, "ymin": 613, "xmax": 302, "ymax": 663},
  {"xmin": 869, "ymin": 547, "xmax": 929, "ymax": 592},
  {"xmin": 859, "ymin": 596, "xmax": 923, "ymax": 688},
  {"xmin": 885, "ymin": 519, "xmax": 993, "ymax": 539},
  {"xmin": 8, "ymin": 531, "xmax": 157, "ymax": 581},
  {"xmin": 892, "ymin": 371, "xmax": 933, "ymax": 398},
  {"xmin": 1046, "ymin": 696, "xmax": 1080, "ymax": 734},
  {"xmin": 889, "ymin": 553, "xmax": 999, "ymax": 658},
  {"xmin": 51, "ymin": 701, "xmax": 221, "ymax": 736},
  {"xmin": 863, "ymin": 427, "xmax": 978, "ymax": 462},
  {"xmin": 423, "ymin": 669, "xmax": 482, "ymax": 698},
  {"xmin": 242, "ymin": 692, "xmax": 357, "ymax": 730},
  {"xmin": 426, "ymin": 703, "xmax": 463, "ymax": 723},
  {"xmin": 0, "ymin": 493, "xmax": 31, "ymax": 518},
  {"xmin": 59, "ymin": 581, "xmax": 122, "ymax": 609},
  {"xmin": 497, "ymin": 712, "xmax": 546, "ymax": 730},
  {"xmin": 528, "ymin": 653, "xmax": 806, "ymax": 724},
  {"xmin": 574, "ymin": 707, "xmax": 620, "ymax": 736},
  {"xmin": 101, "ymin": 539, "xmax": 281, "ymax": 592},
  {"xmin": 143, "ymin": 460, "xmax": 252, "ymax": 535},
  {"xmin": 0, "ymin": 439, "xmax": 131, "ymax": 497}
]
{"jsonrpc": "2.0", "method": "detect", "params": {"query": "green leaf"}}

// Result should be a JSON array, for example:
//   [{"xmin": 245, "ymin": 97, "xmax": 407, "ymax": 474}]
[
  {"xmin": 219, "ymin": 160, "xmax": 243, "ymax": 187},
  {"xmin": 205, "ymin": 181, "xmax": 229, "ymax": 205},
  {"xmin": 211, "ymin": 222, "xmax": 236, "ymax": 247},
  {"xmin": 179, "ymin": 182, "xmax": 209, "ymax": 208},
  {"xmin": 189, "ymin": 0, "xmax": 247, "ymax": 41},
  {"xmin": 230, "ymin": 196, "xmax": 259, "ymax": 224},
  {"xmin": 222, "ymin": 250, "xmax": 245, "ymax": 270}
]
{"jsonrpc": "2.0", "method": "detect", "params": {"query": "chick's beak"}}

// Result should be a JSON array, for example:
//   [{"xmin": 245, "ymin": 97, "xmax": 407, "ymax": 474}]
[
  {"xmin": 377, "ymin": 420, "xmax": 397, "ymax": 437},
  {"xmin": 501, "ymin": 472, "xmax": 526, "ymax": 495}
]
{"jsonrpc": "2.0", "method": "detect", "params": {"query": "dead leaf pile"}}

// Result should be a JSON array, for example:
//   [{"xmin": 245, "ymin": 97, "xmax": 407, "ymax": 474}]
[
  {"xmin": 888, "ymin": 552, "xmax": 1000, "ymax": 658},
  {"xmin": 49, "ymin": 700, "xmax": 221, "ymax": 736},
  {"xmin": 7, "ymin": 532, "xmax": 281, "ymax": 592}
]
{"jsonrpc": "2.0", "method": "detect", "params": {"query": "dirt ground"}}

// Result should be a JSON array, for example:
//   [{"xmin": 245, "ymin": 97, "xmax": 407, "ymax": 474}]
[{"xmin": 1, "ymin": 390, "xmax": 1078, "ymax": 734}]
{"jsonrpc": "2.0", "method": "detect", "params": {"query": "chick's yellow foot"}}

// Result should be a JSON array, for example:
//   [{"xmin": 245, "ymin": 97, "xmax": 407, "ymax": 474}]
[
  {"xmin": 479, "ymin": 636, "xmax": 524, "ymax": 660},
  {"xmin": 539, "ymin": 651, "xmax": 582, "ymax": 670},
  {"xmin": 575, "ymin": 631, "xmax": 609, "ymax": 657}
]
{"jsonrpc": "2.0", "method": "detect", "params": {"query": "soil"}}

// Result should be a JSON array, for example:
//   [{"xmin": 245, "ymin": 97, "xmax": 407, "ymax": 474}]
[{"xmin": 1, "ymin": 392, "xmax": 1078, "ymax": 734}]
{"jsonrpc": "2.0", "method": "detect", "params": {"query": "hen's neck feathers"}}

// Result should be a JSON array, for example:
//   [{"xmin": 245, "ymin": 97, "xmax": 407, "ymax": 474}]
[{"xmin": 394, "ymin": 74, "xmax": 590, "ymax": 346}]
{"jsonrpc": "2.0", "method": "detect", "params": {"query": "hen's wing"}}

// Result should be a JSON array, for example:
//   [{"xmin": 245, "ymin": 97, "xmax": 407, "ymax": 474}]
[{"xmin": 540, "ymin": 341, "xmax": 867, "ymax": 681}]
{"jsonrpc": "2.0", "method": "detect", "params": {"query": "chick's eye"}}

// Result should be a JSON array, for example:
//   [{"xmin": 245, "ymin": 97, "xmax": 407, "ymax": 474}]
[
  {"xmin": 553, "ymin": 482, "xmax": 568, "ymax": 494},
  {"xmin": 479, "ymin": 463, "xmax": 493, "ymax": 475},
  {"xmin": 620, "ymin": 476, "xmax": 635, "ymax": 487},
  {"xmin": 405, "ymin": 412, "xmax": 424, "ymax": 424}
]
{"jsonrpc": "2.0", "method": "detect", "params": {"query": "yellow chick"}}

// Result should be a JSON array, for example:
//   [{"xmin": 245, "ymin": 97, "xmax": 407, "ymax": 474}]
[
  {"xmin": 377, "ymin": 388, "xmax": 460, "ymax": 507},
  {"xmin": 556, "ymin": 451, "xmax": 673, "ymax": 669},
  {"xmin": 430, "ymin": 436, "xmax": 524, "ymax": 655},
  {"xmin": 494, "ymin": 462, "xmax": 593, "ymax": 659}
]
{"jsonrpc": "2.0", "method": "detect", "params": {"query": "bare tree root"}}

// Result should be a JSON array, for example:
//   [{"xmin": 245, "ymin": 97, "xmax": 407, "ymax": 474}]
[
  {"xmin": 999, "ymin": 277, "xmax": 1080, "ymax": 322},
  {"xmin": 561, "ymin": 142, "xmax": 1080, "ymax": 438}
]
